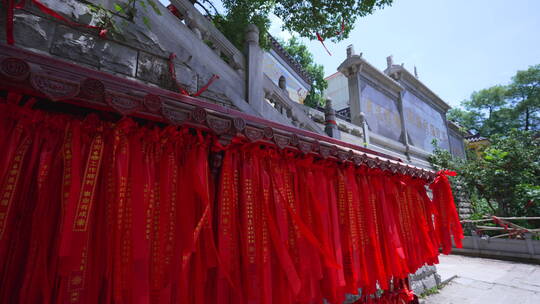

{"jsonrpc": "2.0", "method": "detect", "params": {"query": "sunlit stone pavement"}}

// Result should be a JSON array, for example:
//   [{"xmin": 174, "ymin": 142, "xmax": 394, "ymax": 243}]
[{"xmin": 423, "ymin": 255, "xmax": 540, "ymax": 304}]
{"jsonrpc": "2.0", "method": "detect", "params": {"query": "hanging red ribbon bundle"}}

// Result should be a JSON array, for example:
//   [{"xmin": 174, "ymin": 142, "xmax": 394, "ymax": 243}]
[
  {"xmin": 0, "ymin": 93, "xmax": 463, "ymax": 304},
  {"xmin": 430, "ymin": 170, "xmax": 463, "ymax": 254}
]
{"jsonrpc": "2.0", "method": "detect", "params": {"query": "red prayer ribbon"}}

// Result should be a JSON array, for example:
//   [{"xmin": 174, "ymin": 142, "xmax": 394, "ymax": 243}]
[
  {"xmin": 5, "ymin": 0, "xmax": 106, "ymax": 45},
  {"xmin": 316, "ymin": 32, "xmax": 332, "ymax": 56},
  {"xmin": 336, "ymin": 19, "xmax": 345, "ymax": 36},
  {"xmin": 168, "ymin": 53, "xmax": 220, "ymax": 97},
  {"xmin": 0, "ymin": 95, "xmax": 465, "ymax": 304},
  {"xmin": 193, "ymin": 74, "xmax": 220, "ymax": 97}
]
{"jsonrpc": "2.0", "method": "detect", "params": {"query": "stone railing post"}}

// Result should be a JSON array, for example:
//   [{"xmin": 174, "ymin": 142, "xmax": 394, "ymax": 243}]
[
  {"xmin": 358, "ymin": 112, "xmax": 370, "ymax": 147},
  {"xmin": 339, "ymin": 45, "xmax": 364, "ymax": 126},
  {"xmin": 324, "ymin": 98, "xmax": 340, "ymax": 139},
  {"xmin": 525, "ymin": 233, "xmax": 536, "ymax": 257},
  {"xmin": 397, "ymin": 90, "xmax": 411, "ymax": 159},
  {"xmin": 246, "ymin": 24, "xmax": 264, "ymax": 115},
  {"xmin": 170, "ymin": 0, "xmax": 246, "ymax": 76}
]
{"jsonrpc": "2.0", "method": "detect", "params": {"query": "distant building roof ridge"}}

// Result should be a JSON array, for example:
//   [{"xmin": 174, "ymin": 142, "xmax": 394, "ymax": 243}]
[
  {"xmin": 465, "ymin": 133, "xmax": 488, "ymax": 142},
  {"xmin": 384, "ymin": 63, "xmax": 451, "ymax": 112},
  {"xmin": 268, "ymin": 34, "xmax": 314, "ymax": 85}
]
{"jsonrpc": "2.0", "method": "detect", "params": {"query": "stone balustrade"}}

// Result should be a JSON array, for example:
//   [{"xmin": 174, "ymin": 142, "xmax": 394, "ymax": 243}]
[
  {"xmin": 262, "ymin": 75, "xmax": 324, "ymax": 133},
  {"xmin": 169, "ymin": 0, "xmax": 246, "ymax": 76}
]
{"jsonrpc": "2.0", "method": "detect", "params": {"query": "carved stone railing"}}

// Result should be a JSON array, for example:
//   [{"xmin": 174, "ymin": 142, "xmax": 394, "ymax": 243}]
[
  {"xmin": 262, "ymin": 75, "xmax": 324, "ymax": 134},
  {"xmin": 169, "ymin": 0, "xmax": 246, "ymax": 76},
  {"xmin": 0, "ymin": 44, "xmax": 437, "ymax": 180}
]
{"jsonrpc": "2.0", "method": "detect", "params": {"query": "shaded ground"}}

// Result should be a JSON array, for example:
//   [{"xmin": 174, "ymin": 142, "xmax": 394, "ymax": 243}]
[{"xmin": 423, "ymin": 254, "xmax": 540, "ymax": 304}]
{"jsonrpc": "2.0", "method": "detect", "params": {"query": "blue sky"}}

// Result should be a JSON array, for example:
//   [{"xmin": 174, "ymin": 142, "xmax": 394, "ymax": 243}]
[
  {"xmin": 162, "ymin": 0, "xmax": 540, "ymax": 107},
  {"xmin": 269, "ymin": 0, "xmax": 540, "ymax": 107}
]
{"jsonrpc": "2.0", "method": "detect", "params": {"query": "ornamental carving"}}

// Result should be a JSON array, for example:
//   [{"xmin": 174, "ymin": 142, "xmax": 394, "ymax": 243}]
[
  {"xmin": 207, "ymin": 115, "xmax": 232, "ymax": 135},
  {"xmin": 290, "ymin": 134, "xmax": 299, "ymax": 146},
  {"xmin": 298, "ymin": 141, "xmax": 312, "ymax": 154},
  {"xmin": 191, "ymin": 107, "xmax": 207, "ymax": 123},
  {"xmin": 273, "ymin": 134, "xmax": 290, "ymax": 149},
  {"xmin": 337, "ymin": 150, "xmax": 349, "ymax": 162},
  {"xmin": 233, "ymin": 117, "xmax": 246, "ymax": 132},
  {"xmin": 263, "ymin": 127, "xmax": 274, "ymax": 139},
  {"xmin": 375, "ymin": 157, "xmax": 388, "ymax": 170},
  {"xmin": 405, "ymin": 166, "xmax": 414, "ymax": 176},
  {"xmin": 105, "ymin": 91, "xmax": 141, "ymax": 115},
  {"xmin": 144, "ymin": 94, "xmax": 162, "ymax": 113},
  {"xmin": 31, "ymin": 74, "xmax": 80, "ymax": 101},
  {"xmin": 352, "ymin": 155, "xmax": 363, "ymax": 166},
  {"xmin": 330, "ymin": 145, "xmax": 338, "ymax": 156},
  {"xmin": 312, "ymin": 140, "xmax": 320, "ymax": 152},
  {"xmin": 0, "ymin": 58, "xmax": 30, "ymax": 81},
  {"xmin": 244, "ymin": 126, "xmax": 264, "ymax": 142},
  {"xmin": 80, "ymin": 78, "xmax": 105, "ymax": 101},
  {"xmin": 319, "ymin": 146, "xmax": 331, "ymax": 159},
  {"xmin": 388, "ymin": 161, "xmax": 398, "ymax": 173},
  {"xmin": 162, "ymin": 106, "xmax": 189, "ymax": 125},
  {"xmin": 399, "ymin": 166, "xmax": 407, "ymax": 175}
]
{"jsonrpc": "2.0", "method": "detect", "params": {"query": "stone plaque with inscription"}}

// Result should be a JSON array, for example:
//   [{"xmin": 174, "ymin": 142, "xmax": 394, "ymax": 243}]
[
  {"xmin": 361, "ymin": 84, "xmax": 402, "ymax": 142},
  {"xmin": 403, "ymin": 91, "xmax": 449, "ymax": 152}
]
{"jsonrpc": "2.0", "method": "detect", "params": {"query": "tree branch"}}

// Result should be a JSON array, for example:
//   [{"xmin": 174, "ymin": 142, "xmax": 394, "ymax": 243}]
[
  {"xmin": 200, "ymin": 0, "xmax": 221, "ymax": 17},
  {"xmin": 475, "ymin": 184, "xmax": 498, "ymax": 214},
  {"xmin": 194, "ymin": 1, "xmax": 215, "ymax": 18}
]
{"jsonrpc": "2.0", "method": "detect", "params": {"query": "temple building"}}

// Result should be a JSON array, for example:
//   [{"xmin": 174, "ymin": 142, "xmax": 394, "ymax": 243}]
[
  {"xmin": 321, "ymin": 47, "xmax": 467, "ymax": 168},
  {"xmin": 0, "ymin": 0, "xmax": 465, "ymax": 303}
]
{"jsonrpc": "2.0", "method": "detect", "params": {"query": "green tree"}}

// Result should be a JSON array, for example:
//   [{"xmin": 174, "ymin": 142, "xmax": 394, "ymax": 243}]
[
  {"xmin": 430, "ymin": 130, "xmax": 540, "ymax": 218},
  {"xmin": 194, "ymin": 0, "xmax": 394, "ymax": 49},
  {"xmin": 448, "ymin": 65, "xmax": 540, "ymax": 136},
  {"xmin": 464, "ymin": 85, "xmax": 508, "ymax": 119},
  {"xmin": 447, "ymin": 108, "xmax": 480, "ymax": 133},
  {"xmin": 507, "ymin": 64, "xmax": 540, "ymax": 131},
  {"xmin": 278, "ymin": 37, "xmax": 327, "ymax": 108},
  {"xmin": 461, "ymin": 85, "xmax": 513, "ymax": 136}
]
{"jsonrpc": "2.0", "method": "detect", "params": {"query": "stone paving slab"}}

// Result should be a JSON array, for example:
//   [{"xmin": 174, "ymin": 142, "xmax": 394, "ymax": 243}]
[{"xmin": 424, "ymin": 254, "xmax": 540, "ymax": 304}]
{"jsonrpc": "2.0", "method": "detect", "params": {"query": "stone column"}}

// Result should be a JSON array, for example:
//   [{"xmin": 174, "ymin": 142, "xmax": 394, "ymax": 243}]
[
  {"xmin": 245, "ymin": 24, "xmax": 264, "ymax": 115},
  {"xmin": 338, "ymin": 45, "xmax": 364, "ymax": 126},
  {"xmin": 398, "ymin": 90, "xmax": 411, "ymax": 159},
  {"xmin": 324, "ymin": 98, "xmax": 340, "ymax": 139},
  {"xmin": 358, "ymin": 112, "xmax": 370, "ymax": 147}
]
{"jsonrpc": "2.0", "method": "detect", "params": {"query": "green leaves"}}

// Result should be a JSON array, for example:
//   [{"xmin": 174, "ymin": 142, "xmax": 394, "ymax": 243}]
[
  {"xmin": 146, "ymin": 0, "xmax": 162, "ymax": 15},
  {"xmin": 277, "ymin": 36, "xmax": 328, "ymax": 107},
  {"xmin": 430, "ymin": 129, "xmax": 540, "ymax": 218},
  {"xmin": 212, "ymin": 0, "xmax": 394, "ymax": 50},
  {"xmin": 142, "ymin": 16, "xmax": 151, "ymax": 28},
  {"xmin": 449, "ymin": 64, "xmax": 540, "ymax": 136},
  {"xmin": 483, "ymin": 148, "xmax": 508, "ymax": 161},
  {"xmin": 114, "ymin": 3, "xmax": 124, "ymax": 13},
  {"xmin": 273, "ymin": 0, "xmax": 393, "ymax": 41}
]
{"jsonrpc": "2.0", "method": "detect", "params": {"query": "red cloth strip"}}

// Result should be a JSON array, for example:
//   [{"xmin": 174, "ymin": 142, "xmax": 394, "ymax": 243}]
[
  {"xmin": 168, "ymin": 53, "xmax": 189, "ymax": 95},
  {"xmin": 193, "ymin": 74, "xmax": 220, "ymax": 97},
  {"xmin": 316, "ymin": 32, "xmax": 332, "ymax": 56},
  {"xmin": 168, "ymin": 53, "xmax": 220, "ymax": 97},
  {"xmin": 6, "ymin": 0, "xmax": 106, "ymax": 45}
]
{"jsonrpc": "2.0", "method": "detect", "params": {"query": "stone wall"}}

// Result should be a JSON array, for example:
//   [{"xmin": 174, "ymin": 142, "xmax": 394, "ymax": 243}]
[
  {"xmin": 0, "ymin": 0, "xmax": 247, "ymax": 110},
  {"xmin": 409, "ymin": 265, "xmax": 442, "ymax": 295},
  {"xmin": 453, "ymin": 179, "xmax": 473, "ymax": 220}
]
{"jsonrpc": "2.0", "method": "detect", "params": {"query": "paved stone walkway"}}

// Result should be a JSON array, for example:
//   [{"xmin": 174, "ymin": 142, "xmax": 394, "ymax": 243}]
[{"xmin": 423, "ymin": 254, "xmax": 540, "ymax": 304}]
